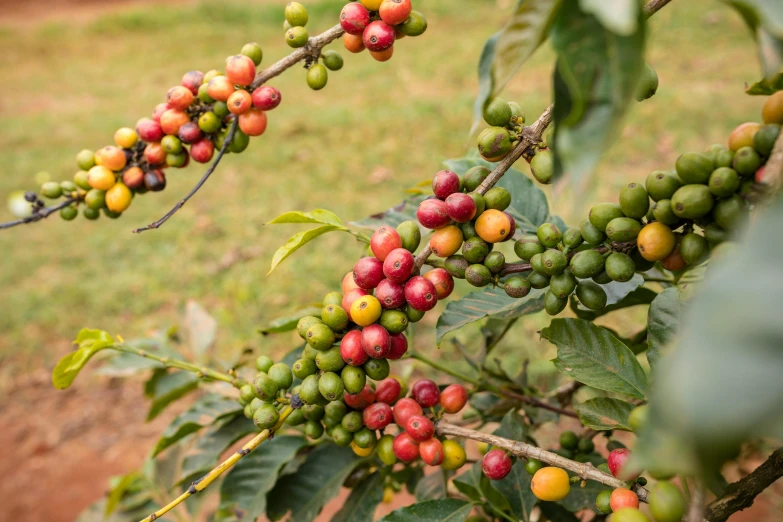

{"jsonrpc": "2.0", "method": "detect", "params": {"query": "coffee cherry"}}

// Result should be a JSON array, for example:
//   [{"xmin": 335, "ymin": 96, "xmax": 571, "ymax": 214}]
[
  {"xmin": 610, "ymin": 488, "xmax": 639, "ymax": 511},
  {"xmin": 445, "ymin": 255, "xmax": 469, "ymax": 278},
  {"xmin": 475, "ymin": 209, "xmax": 512, "ymax": 243},
  {"xmin": 306, "ymin": 323, "xmax": 335, "ymax": 351},
  {"xmin": 430, "ymin": 225, "xmax": 463, "ymax": 257},
  {"xmin": 320, "ymin": 304, "xmax": 347, "ymax": 332},
  {"xmin": 375, "ymin": 434, "xmax": 397, "ymax": 466},
  {"xmin": 409, "ymin": 379, "xmax": 438, "ymax": 408},
  {"xmin": 76, "ymin": 149, "xmax": 96, "ymax": 171},
  {"xmin": 361, "ymin": 324, "xmax": 391, "ymax": 359},
  {"xmin": 531, "ymin": 149, "xmax": 553, "ymax": 184},
  {"xmin": 87, "ymin": 166, "xmax": 115, "ymax": 191},
  {"xmin": 353, "ymin": 257, "xmax": 385, "ymax": 290},
  {"xmin": 59, "ymin": 205, "xmax": 77, "ymax": 221},
  {"xmin": 227, "ymin": 89, "xmax": 252, "ymax": 115},
  {"xmin": 376, "ymin": 279, "xmax": 406, "ymax": 310},
  {"xmin": 387, "ymin": 332, "xmax": 408, "ymax": 359},
  {"xmin": 504, "ymin": 276, "xmax": 531, "ymax": 298},
  {"xmin": 438, "ymin": 384, "xmax": 467, "ymax": 414},
  {"xmin": 483, "ymin": 450, "xmax": 512, "ymax": 480},
  {"xmin": 606, "ymin": 217, "xmax": 641, "ymax": 243},
  {"xmin": 316, "ymin": 345, "xmax": 346, "ymax": 372},
  {"xmin": 404, "ymin": 276, "xmax": 438, "ymax": 311},
  {"xmin": 432, "ymin": 169, "xmax": 461, "ymax": 199},
  {"xmin": 463, "ymin": 238, "xmax": 491, "ymax": 264},
  {"xmin": 608, "ymin": 448, "xmax": 639, "ymax": 479},
  {"xmin": 342, "ymin": 287, "xmax": 368, "ymax": 320},
  {"xmin": 396, "ymin": 220, "xmax": 421, "ymax": 252},
  {"xmin": 483, "ymin": 251, "xmax": 504, "ymax": 274},
  {"xmin": 304, "ymin": 419, "xmax": 324, "ymax": 440},
  {"xmin": 605, "ymin": 252, "xmax": 636, "ymax": 282},
  {"xmin": 105, "ymin": 182, "xmax": 132, "ymax": 213},
  {"xmin": 728, "ymin": 122, "xmax": 760, "ymax": 151},
  {"xmin": 318, "ymin": 371, "xmax": 344, "ymax": 401},
  {"xmin": 267, "ymin": 363, "xmax": 293, "ymax": 390},
  {"xmin": 446, "ymin": 193, "xmax": 477, "ymax": 223},
  {"xmin": 350, "ymin": 295, "xmax": 382, "ymax": 326},
  {"xmin": 405, "ymin": 415, "xmax": 434, "ymax": 441},
  {"xmin": 464, "ymin": 264, "xmax": 492, "ymax": 287},
  {"xmin": 40, "ymin": 181, "xmax": 62, "ymax": 200},
  {"xmin": 637, "ymin": 222, "xmax": 675, "ymax": 261},
  {"xmin": 576, "ymin": 281, "xmax": 607, "ymax": 310},
  {"xmin": 423, "ymin": 268, "xmax": 454, "ymax": 299},
  {"xmin": 354, "ymin": 426, "xmax": 378, "ymax": 449},
  {"xmin": 478, "ymin": 127, "xmax": 513, "ymax": 161},
  {"xmin": 417, "ymin": 198, "xmax": 451, "ymax": 229},
  {"xmin": 285, "ymin": 25, "xmax": 309, "ymax": 48},
  {"xmin": 343, "ymin": 271, "xmax": 361, "ymax": 294},
  {"xmin": 393, "ymin": 397, "xmax": 423, "ymax": 427},
  {"xmin": 531, "ymin": 466, "xmax": 570, "ymax": 500},
  {"xmin": 393, "ymin": 432, "xmax": 420, "ymax": 462},
  {"xmin": 484, "ymin": 187, "xmax": 511, "ymax": 211},
  {"xmin": 253, "ymin": 403, "xmax": 280, "ymax": 429},
  {"xmin": 253, "ymin": 373, "xmax": 279, "ymax": 402},
  {"xmin": 340, "ymin": 330, "xmax": 368, "ymax": 366},
  {"xmin": 144, "ymin": 169, "xmax": 167, "ymax": 192},
  {"xmin": 188, "ymin": 138, "xmax": 213, "ymax": 164},
  {"xmin": 292, "ymin": 358, "xmax": 316, "ymax": 379},
  {"xmin": 167, "ymin": 85, "xmax": 194, "ymax": 111},
  {"xmin": 340, "ymin": 2, "xmax": 371, "ymax": 35},
  {"xmin": 593, "ymin": 489, "xmax": 613, "ymax": 514},
  {"xmin": 83, "ymin": 189, "xmax": 105, "ymax": 210},
  {"xmin": 483, "ymin": 97, "xmax": 512, "ymax": 127},
  {"xmin": 364, "ymin": 357, "xmax": 390, "ymax": 380},
  {"xmin": 363, "ymin": 402, "xmax": 393, "ymax": 430},
  {"xmin": 304, "ymin": 404, "xmax": 325, "ymax": 422},
  {"xmin": 375, "ymin": 378, "xmax": 402, "ymax": 405},
  {"xmin": 559, "ymin": 430, "xmax": 578, "ymax": 450},
  {"xmin": 96, "ymin": 145, "xmax": 127, "ymax": 171},
  {"xmin": 415, "ymin": 438, "xmax": 443, "ymax": 466},
  {"xmin": 151, "ymin": 102, "xmax": 168, "ymax": 122},
  {"xmin": 363, "ymin": 20, "xmax": 395, "ymax": 52},
  {"xmin": 523, "ymin": 458, "xmax": 543, "ymax": 475},
  {"xmin": 284, "ymin": 1, "xmax": 308, "ymax": 26},
  {"xmin": 434, "ymin": 439, "xmax": 465, "ymax": 470},
  {"xmin": 371, "ymin": 227, "xmax": 403, "ymax": 261},
  {"xmin": 307, "ymin": 64, "xmax": 328, "ymax": 90},
  {"xmin": 648, "ymin": 482, "xmax": 686, "ymax": 522},
  {"xmin": 399, "ymin": 9, "xmax": 427, "ymax": 36},
  {"xmin": 344, "ymin": 384, "xmax": 376, "ymax": 410},
  {"xmin": 379, "ymin": 0, "xmax": 412, "ymax": 26},
  {"xmin": 248, "ymin": 87, "xmax": 279, "ymax": 114},
  {"xmin": 383, "ymin": 248, "xmax": 415, "ymax": 282},
  {"xmin": 343, "ymin": 32, "xmax": 366, "ymax": 53}
]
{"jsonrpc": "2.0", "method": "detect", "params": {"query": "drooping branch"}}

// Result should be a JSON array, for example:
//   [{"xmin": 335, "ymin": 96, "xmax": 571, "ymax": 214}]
[
  {"xmin": 0, "ymin": 197, "xmax": 75, "ymax": 230},
  {"xmin": 704, "ymin": 448, "xmax": 783, "ymax": 522}
]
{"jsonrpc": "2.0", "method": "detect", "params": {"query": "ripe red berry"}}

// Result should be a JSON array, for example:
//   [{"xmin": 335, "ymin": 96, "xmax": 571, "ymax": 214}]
[
  {"xmin": 392, "ymin": 432, "xmax": 420, "ymax": 463},
  {"xmin": 371, "ymin": 227, "xmax": 403, "ymax": 261},
  {"xmin": 160, "ymin": 109, "xmax": 190, "ymax": 136},
  {"xmin": 207, "ymin": 76, "xmax": 234, "ymax": 102},
  {"xmin": 406, "ymin": 415, "xmax": 434, "ymax": 441},
  {"xmin": 344, "ymin": 384, "xmax": 376, "ymax": 410},
  {"xmin": 363, "ymin": 21, "xmax": 395, "ymax": 52},
  {"xmin": 502, "ymin": 211, "xmax": 517, "ymax": 242},
  {"xmin": 340, "ymin": 2, "xmax": 371, "ymax": 35},
  {"xmin": 608, "ymin": 448, "xmax": 640, "ymax": 480},
  {"xmin": 122, "ymin": 167, "xmax": 145, "ymax": 190},
  {"xmin": 342, "ymin": 288, "xmax": 368, "ymax": 320},
  {"xmin": 375, "ymin": 378, "xmax": 402, "ymax": 405},
  {"xmin": 432, "ymin": 169, "xmax": 461, "ymax": 199},
  {"xmin": 190, "ymin": 138, "xmax": 215, "ymax": 163},
  {"xmin": 363, "ymin": 402, "xmax": 393, "ymax": 430},
  {"xmin": 419, "ymin": 438, "xmax": 444, "ymax": 466},
  {"xmin": 226, "ymin": 55, "xmax": 256, "ymax": 86},
  {"xmin": 482, "ymin": 449, "xmax": 512, "ymax": 480},
  {"xmin": 383, "ymin": 248, "xmax": 414, "ymax": 283},
  {"xmin": 361, "ymin": 324, "xmax": 391, "ymax": 359},
  {"xmin": 393, "ymin": 397, "xmax": 423, "ymax": 428},
  {"xmin": 375, "ymin": 279, "xmax": 406, "ymax": 310},
  {"xmin": 144, "ymin": 169, "xmax": 166, "ymax": 192},
  {"xmin": 609, "ymin": 488, "xmax": 640, "ymax": 511},
  {"xmin": 251, "ymin": 85, "xmax": 282, "ymax": 111},
  {"xmin": 151, "ymin": 103, "xmax": 169, "ymax": 123},
  {"xmin": 144, "ymin": 142, "xmax": 167, "ymax": 166},
  {"xmin": 412, "ymin": 379, "xmax": 440, "ymax": 408},
  {"xmin": 178, "ymin": 122, "xmax": 203, "ymax": 144},
  {"xmin": 238, "ymin": 108, "xmax": 268, "ymax": 136},
  {"xmin": 446, "ymin": 193, "xmax": 477, "ymax": 223},
  {"xmin": 417, "ymin": 198, "xmax": 451, "ymax": 229},
  {"xmin": 404, "ymin": 276, "xmax": 438, "ymax": 312},
  {"xmin": 136, "ymin": 118, "xmax": 164, "ymax": 142},
  {"xmin": 423, "ymin": 268, "xmax": 454, "ymax": 299},
  {"xmin": 167, "ymin": 85, "xmax": 194, "ymax": 110},
  {"xmin": 353, "ymin": 257, "xmax": 385, "ymax": 290},
  {"xmin": 181, "ymin": 70, "xmax": 204, "ymax": 95},
  {"xmin": 228, "ymin": 89, "xmax": 253, "ymax": 115},
  {"xmin": 439, "ymin": 384, "xmax": 468, "ymax": 414},
  {"xmin": 340, "ymin": 330, "xmax": 369, "ymax": 366},
  {"xmin": 387, "ymin": 332, "xmax": 408, "ymax": 360}
]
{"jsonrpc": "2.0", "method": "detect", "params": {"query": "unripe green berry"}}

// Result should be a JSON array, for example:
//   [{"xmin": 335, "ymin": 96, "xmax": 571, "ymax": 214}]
[
  {"xmin": 304, "ymin": 404, "xmax": 325, "ymax": 421},
  {"xmin": 465, "ymin": 264, "xmax": 493, "ymax": 287},
  {"xmin": 537, "ymin": 223, "xmax": 562, "ymax": 248},
  {"xmin": 484, "ymin": 251, "xmax": 505, "ymax": 274},
  {"xmin": 241, "ymin": 42, "xmax": 263, "ymax": 66},
  {"xmin": 292, "ymin": 358, "xmax": 317, "ymax": 379},
  {"xmin": 253, "ymin": 373, "xmax": 279, "ymax": 402},
  {"xmin": 60, "ymin": 205, "xmax": 78, "ymax": 221},
  {"xmin": 550, "ymin": 271, "xmax": 577, "ymax": 299},
  {"xmin": 364, "ymin": 357, "xmax": 390, "ymax": 381},
  {"xmin": 341, "ymin": 365, "xmax": 367, "ymax": 395},
  {"xmin": 604, "ymin": 252, "xmax": 635, "ymax": 282},
  {"xmin": 268, "ymin": 363, "xmax": 293, "ymax": 390},
  {"xmin": 323, "ymin": 291, "xmax": 343, "ymax": 306},
  {"xmin": 331, "ymin": 424, "xmax": 353, "ymax": 446},
  {"xmin": 483, "ymin": 98, "xmax": 512, "ymax": 127},
  {"xmin": 306, "ymin": 323, "xmax": 335, "ymax": 350},
  {"xmin": 562, "ymin": 228, "xmax": 583, "ymax": 248},
  {"xmin": 514, "ymin": 235, "xmax": 545, "ymax": 260},
  {"xmin": 544, "ymin": 290, "xmax": 568, "ymax": 315},
  {"xmin": 397, "ymin": 220, "xmax": 421, "ymax": 252},
  {"xmin": 322, "ymin": 304, "xmax": 349, "ymax": 331},
  {"xmin": 575, "ymin": 281, "xmax": 607, "ymax": 311},
  {"xmin": 76, "ymin": 149, "xmax": 96, "ymax": 170},
  {"xmin": 322, "ymin": 50, "xmax": 344, "ymax": 71},
  {"xmin": 353, "ymin": 427, "xmax": 377, "ymax": 449},
  {"xmin": 285, "ymin": 2, "xmax": 308, "ymax": 27},
  {"xmin": 41, "ymin": 181, "xmax": 62, "ymax": 199},
  {"xmin": 540, "ymin": 249, "xmax": 567, "ymax": 276},
  {"xmin": 342, "ymin": 411, "xmax": 364, "ymax": 433},
  {"xmin": 527, "ymin": 272, "xmax": 550, "ymax": 289},
  {"xmin": 73, "ymin": 171, "xmax": 91, "ymax": 190},
  {"xmin": 504, "ymin": 276, "xmax": 531, "ymax": 298},
  {"xmin": 445, "ymin": 255, "xmax": 469, "ymax": 278},
  {"xmin": 400, "ymin": 10, "xmax": 427, "ymax": 36},
  {"xmin": 256, "ymin": 355, "xmax": 275, "ymax": 373},
  {"xmin": 463, "ymin": 166, "xmax": 490, "ymax": 192},
  {"xmin": 305, "ymin": 419, "xmax": 324, "ymax": 439},
  {"xmin": 253, "ymin": 403, "xmax": 279, "ymax": 429},
  {"xmin": 483, "ymin": 187, "xmax": 511, "ymax": 211},
  {"xmin": 379, "ymin": 309, "xmax": 409, "ymax": 334},
  {"xmin": 286, "ymin": 408, "xmax": 306, "ymax": 426},
  {"xmin": 405, "ymin": 304, "xmax": 426, "ymax": 323},
  {"xmin": 299, "ymin": 374, "xmax": 324, "ymax": 405},
  {"xmin": 316, "ymin": 346, "xmax": 345, "ymax": 372},
  {"xmin": 559, "ymin": 430, "xmax": 578, "ymax": 450},
  {"xmin": 306, "ymin": 63, "xmax": 328, "ymax": 90}
]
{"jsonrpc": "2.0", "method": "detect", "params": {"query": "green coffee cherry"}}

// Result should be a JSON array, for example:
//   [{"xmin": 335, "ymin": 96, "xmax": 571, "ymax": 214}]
[
  {"xmin": 85, "ymin": 189, "xmax": 106, "ymax": 210},
  {"xmin": 83, "ymin": 207, "xmax": 100, "ymax": 220},
  {"xmin": 353, "ymin": 427, "xmax": 377, "ymax": 449},
  {"xmin": 483, "ymin": 98, "xmax": 512, "ymax": 127},
  {"xmin": 469, "ymin": 192, "xmax": 486, "ymax": 215},
  {"xmin": 292, "ymin": 358, "xmax": 317, "ymax": 379},
  {"xmin": 342, "ymin": 411, "xmax": 363, "ymax": 432},
  {"xmin": 364, "ymin": 358, "xmax": 390, "ymax": 381},
  {"xmin": 297, "ymin": 316, "xmax": 322, "ymax": 339},
  {"xmin": 569, "ymin": 249, "xmax": 605, "ymax": 278},
  {"xmin": 268, "ymin": 363, "xmax": 294, "ymax": 390},
  {"xmin": 540, "ymin": 249, "xmax": 567, "ymax": 276},
  {"xmin": 537, "ymin": 223, "xmax": 562, "ymax": 247},
  {"xmin": 675, "ymin": 152, "xmax": 713, "ymax": 184},
  {"xmin": 465, "ymin": 264, "xmax": 493, "ymax": 287},
  {"xmin": 342, "ymin": 365, "xmax": 367, "ymax": 395},
  {"xmin": 592, "ymin": 271, "xmax": 612, "ymax": 284},
  {"xmin": 753, "ymin": 123, "xmax": 780, "ymax": 157},
  {"xmin": 530, "ymin": 149, "xmax": 553, "ymax": 184},
  {"xmin": 400, "ymin": 10, "xmax": 427, "ymax": 36},
  {"xmin": 253, "ymin": 373, "xmax": 279, "ymax": 402},
  {"xmin": 652, "ymin": 199, "xmax": 681, "ymax": 227},
  {"xmin": 41, "ymin": 181, "xmax": 62, "ymax": 199},
  {"xmin": 527, "ymin": 272, "xmax": 551, "ymax": 289},
  {"xmin": 239, "ymin": 384, "xmax": 256, "ymax": 405},
  {"xmin": 306, "ymin": 323, "xmax": 335, "ymax": 350},
  {"xmin": 286, "ymin": 408, "xmax": 306, "ymax": 426},
  {"xmin": 604, "ymin": 252, "xmax": 635, "ymax": 282},
  {"xmin": 713, "ymin": 194, "xmax": 747, "ymax": 231},
  {"xmin": 306, "ymin": 63, "xmax": 328, "ymax": 90},
  {"xmin": 463, "ymin": 166, "xmax": 490, "ymax": 192},
  {"xmin": 588, "ymin": 203, "xmax": 624, "ymax": 232},
  {"xmin": 397, "ymin": 220, "xmax": 421, "ymax": 252},
  {"xmin": 477, "ymin": 126, "xmax": 512, "ymax": 161},
  {"xmin": 634, "ymin": 63, "xmax": 658, "ymax": 101},
  {"xmin": 73, "ymin": 171, "xmax": 91, "ymax": 190},
  {"xmin": 253, "ymin": 403, "xmax": 280, "ymax": 429},
  {"xmin": 325, "ymin": 400, "xmax": 347, "ymax": 420},
  {"xmin": 316, "ymin": 346, "xmax": 345, "ymax": 372},
  {"xmin": 508, "ymin": 101, "xmax": 524, "ymax": 122},
  {"xmin": 708, "ymin": 144, "xmax": 735, "ymax": 169},
  {"xmin": 680, "ymin": 233, "xmax": 708, "ymax": 265},
  {"xmin": 515, "ymin": 236, "xmax": 545, "ymax": 260},
  {"xmin": 76, "ymin": 149, "xmax": 96, "ymax": 170},
  {"xmin": 322, "ymin": 304, "xmax": 349, "ymax": 331},
  {"xmin": 445, "ymin": 255, "xmax": 469, "ymax": 278},
  {"xmin": 462, "ymin": 238, "xmax": 491, "ymax": 263},
  {"xmin": 305, "ymin": 419, "xmax": 324, "ymax": 440},
  {"xmin": 483, "ymin": 251, "xmax": 505, "ymax": 274},
  {"xmin": 504, "ymin": 277, "xmax": 531, "ymax": 298},
  {"xmin": 299, "ymin": 374, "xmax": 324, "ymax": 404},
  {"xmin": 60, "ymin": 180, "xmax": 78, "ymax": 193},
  {"xmin": 708, "ymin": 167, "xmax": 740, "ymax": 198},
  {"xmin": 331, "ymin": 425, "xmax": 353, "ymax": 446},
  {"xmin": 241, "ymin": 42, "xmax": 263, "ymax": 66},
  {"xmin": 646, "ymin": 170, "xmax": 682, "ymax": 201},
  {"xmin": 733, "ymin": 146, "xmax": 761, "ymax": 176},
  {"xmin": 284, "ymin": 2, "xmax": 308, "ymax": 27},
  {"xmin": 286, "ymin": 26, "xmax": 309, "ymax": 48},
  {"xmin": 378, "ymin": 434, "xmax": 397, "ymax": 465},
  {"xmin": 304, "ymin": 404, "xmax": 325, "ymax": 421},
  {"xmin": 322, "ymin": 50, "xmax": 344, "ymax": 71},
  {"xmin": 619, "ymin": 183, "xmax": 650, "ymax": 219},
  {"xmin": 545, "ymin": 290, "xmax": 568, "ymax": 315},
  {"xmin": 703, "ymin": 222, "xmax": 727, "ymax": 245},
  {"xmin": 559, "ymin": 430, "xmax": 578, "ymax": 450},
  {"xmin": 550, "ymin": 271, "xmax": 577, "ymax": 299},
  {"xmin": 323, "ymin": 291, "xmax": 343, "ymax": 306},
  {"xmin": 255, "ymin": 355, "xmax": 275, "ymax": 373},
  {"xmin": 596, "ymin": 490, "xmax": 613, "ymax": 514},
  {"xmin": 576, "ymin": 281, "xmax": 607, "ymax": 311},
  {"xmin": 379, "ymin": 310, "xmax": 409, "ymax": 334},
  {"xmin": 605, "ymin": 217, "xmax": 641, "ymax": 242},
  {"xmin": 303, "ymin": 345, "xmax": 318, "ymax": 361},
  {"xmin": 579, "ymin": 220, "xmax": 606, "ymax": 246},
  {"xmin": 60, "ymin": 205, "xmax": 78, "ymax": 221},
  {"xmin": 562, "ymin": 228, "xmax": 583, "ymax": 249},
  {"xmin": 671, "ymin": 184, "xmax": 714, "ymax": 219},
  {"xmin": 405, "ymin": 305, "xmax": 426, "ymax": 323},
  {"xmin": 459, "ymin": 221, "xmax": 478, "ymax": 240},
  {"xmin": 484, "ymin": 187, "xmax": 511, "ymax": 211},
  {"xmin": 578, "ymin": 438, "xmax": 594, "ymax": 453},
  {"xmin": 525, "ymin": 458, "xmax": 544, "ymax": 475}
]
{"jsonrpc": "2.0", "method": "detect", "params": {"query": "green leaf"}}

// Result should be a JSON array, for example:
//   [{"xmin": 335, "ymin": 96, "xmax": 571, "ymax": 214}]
[
  {"xmin": 350, "ymin": 195, "xmax": 427, "ymax": 230},
  {"xmin": 268, "ymin": 225, "xmax": 343, "ymax": 275},
  {"xmin": 746, "ymin": 72, "xmax": 783, "ymax": 94},
  {"xmin": 436, "ymin": 286, "xmax": 547, "ymax": 345},
  {"xmin": 104, "ymin": 472, "xmax": 141, "ymax": 519},
  {"xmin": 543, "ymin": 318, "xmax": 649, "ymax": 399},
  {"xmin": 570, "ymin": 275, "xmax": 655, "ymax": 320},
  {"xmin": 152, "ymin": 394, "xmax": 241, "ymax": 456},
  {"xmin": 415, "ymin": 470, "xmax": 449, "ymax": 501},
  {"xmin": 538, "ymin": 502, "xmax": 580, "ymax": 521},
  {"xmin": 723, "ymin": 0, "xmax": 783, "ymax": 79},
  {"xmin": 379, "ymin": 498, "xmax": 473, "ymax": 522},
  {"xmin": 493, "ymin": 409, "xmax": 527, "ymax": 441},
  {"xmin": 266, "ymin": 445, "xmax": 363, "ymax": 522},
  {"xmin": 472, "ymin": 0, "xmax": 563, "ymax": 128},
  {"xmin": 551, "ymin": 0, "xmax": 645, "ymax": 184},
  {"xmin": 218, "ymin": 435, "xmax": 307, "ymax": 521},
  {"xmin": 560, "ymin": 478, "xmax": 607, "ymax": 512},
  {"xmin": 259, "ymin": 306, "xmax": 324, "ymax": 335},
  {"xmin": 574, "ymin": 397, "xmax": 635, "ymax": 431},
  {"xmin": 493, "ymin": 461, "xmax": 537, "ymax": 522},
  {"xmin": 332, "ymin": 471, "xmax": 384, "ymax": 522},
  {"xmin": 579, "ymin": 0, "xmax": 639, "ymax": 35},
  {"xmin": 647, "ymin": 287, "xmax": 684, "ymax": 369},
  {"xmin": 52, "ymin": 328, "xmax": 116, "ymax": 389},
  {"xmin": 180, "ymin": 415, "xmax": 256, "ymax": 484},
  {"xmin": 267, "ymin": 209, "xmax": 346, "ymax": 227},
  {"xmin": 143, "ymin": 370, "xmax": 199, "ymax": 421},
  {"xmin": 453, "ymin": 462, "xmax": 511, "ymax": 514}
]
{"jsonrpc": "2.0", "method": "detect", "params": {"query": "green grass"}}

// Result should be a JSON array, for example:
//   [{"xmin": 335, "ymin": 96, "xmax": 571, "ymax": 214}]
[{"xmin": 0, "ymin": 0, "xmax": 765, "ymax": 373}]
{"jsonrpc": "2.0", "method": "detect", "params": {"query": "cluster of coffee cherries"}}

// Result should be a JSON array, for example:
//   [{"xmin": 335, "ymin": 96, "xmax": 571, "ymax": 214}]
[
  {"xmin": 339, "ymin": 0, "xmax": 427, "ymax": 61},
  {"xmin": 36, "ymin": 42, "xmax": 278, "ymax": 221}
]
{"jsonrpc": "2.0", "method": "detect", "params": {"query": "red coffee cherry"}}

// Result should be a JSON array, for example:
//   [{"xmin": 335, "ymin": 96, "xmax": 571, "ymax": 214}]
[
  {"xmin": 375, "ymin": 378, "xmax": 402, "ymax": 405},
  {"xmin": 340, "ymin": 2, "xmax": 371, "ymax": 35},
  {"xmin": 375, "ymin": 279, "xmax": 406, "ymax": 309},
  {"xmin": 446, "ymin": 193, "xmax": 477, "ymax": 223},
  {"xmin": 342, "ymin": 288, "xmax": 368, "ymax": 320},
  {"xmin": 423, "ymin": 268, "xmax": 454, "ymax": 299},
  {"xmin": 371, "ymin": 227, "xmax": 403, "ymax": 261},
  {"xmin": 207, "ymin": 76, "xmax": 235, "ymax": 102},
  {"xmin": 482, "ymin": 449, "xmax": 512, "ymax": 480},
  {"xmin": 412, "ymin": 379, "xmax": 440, "ymax": 408},
  {"xmin": 387, "ymin": 332, "xmax": 408, "ymax": 360},
  {"xmin": 361, "ymin": 324, "xmax": 392, "ymax": 359},
  {"xmin": 379, "ymin": 0, "xmax": 413, "ymax": 26},
  {"xmin": 363, "ymin": 402, "xmax": 393, "ymax": 430},
  {"xmin": 610, "ymin": 488, "xmax": 640, "ymax": 511},
  {"xmin": 228, "ymin": 89, "xmax": 253, "ymax": 115},
  {"xmin": 405, "ymin": 415, "xmax": 435, "ymax": 442},
  {"xmin": 420, "ymin": 438, "xmax": 444, "ymax": 466},
  {"xmin": 136, "ymin": 118, "xmax": 164, "ymax": 142},
  {"xmin": 353, "ymin": 256, "xmax": 385, "ymax": 290},
  {"xmin": 383, "ymin": 248, "xmax": 415, "ymax": 283},
  {"xmin": 393, "ymin": 397, "xmax": 423, "ymax": 428},
  {"xmin": 181, "ymin": 70, "xmax": 204, "ymax": 95},
  {"xmin": 417, "ymin": 198, "xmax": 451, "ymax": 229},
  {"xmin": 608, "ymin": 448, "xmax": 640, "ymax": 480},
  {"xmin": 342, "ymin": 271, "xmax": 360, "ymax": 294},
  {"xmin": 239, "ymin": 108, "xmax": 268, "ymax": 137},
  {"xmin": 440, "ymin": 384, "xmax": 468, "ymax": 414},
  {"xmin": 122, "ymin": 167, "xmax": 145, "ymax": 190},
  {"xmin": 226, "ymin": 54, "xmax": 256, "ymax": 86},
  {"xmin": 178, "ymin": 122, "xmax": 203, "ymax": 144},
  {"xmin": 144, "ymin": 169, "xmax": 166, "ymax": 192},
  {"xmin": 392, "ymin": 432, "xmax": 420, "ymax": 462},
  {"xmin": 160, "ymin": 109, "xmax": 190, "ymax": 136},
  {"xmin": 404, "ymin": 276, "xmax": 438, "ymax": 312},
  {"xmin": 251, "ymin": 85, "xmax": 282, "ymax": 111},
  {"xmin": 167, "ymin": 85, "xmax": 194, "ymax": 110},
  {"xmin": 432, "ymin": 169, "xmax": 461, "ymax": 199},
  {"xmin": 151, "ymin": 103, "xmax": 169, "ymax": 123},
  {"xmin": 362, "ymin": 21, "xmax": 395, "ymax": 52},
  {"xmin": 344, "ymin": 384, "xmax": 376, "ymax": 410},
  {"xmin": 502, "ymin": 211, "xmax": 517, "ymax": 242},
  {"xmin": 144, "ymin": 142, "xmax": 167, "ymax": 166},
  {"xmin": 340, "ymin": 330, "xmax": 369, "ymax": 366},
  {"xmin": 190, "ymin": 138, "xmax": 215, "ymax": 163}
]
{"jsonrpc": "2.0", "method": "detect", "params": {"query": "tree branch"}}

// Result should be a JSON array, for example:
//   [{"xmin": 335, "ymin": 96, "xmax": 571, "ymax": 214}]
[
  {"xmin": 643, "ymin": 0, "xmax": 673, "ymax": 17},
  {"xmin": 704, "ymin": 448, "xmax": 783, "ymax": 522},
  {"xmin": 0, "ymin": 197, "xmax": 75, "ymax": 230}
]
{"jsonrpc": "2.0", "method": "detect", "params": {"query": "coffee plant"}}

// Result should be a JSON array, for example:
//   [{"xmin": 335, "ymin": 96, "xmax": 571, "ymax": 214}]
[{"xmin": 5, "ymin": 0, "xmax": 783, "ymax": 521}]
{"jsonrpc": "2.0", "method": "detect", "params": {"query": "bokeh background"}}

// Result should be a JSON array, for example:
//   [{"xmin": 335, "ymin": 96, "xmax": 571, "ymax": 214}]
[{"xmin": 0, "ymin": 0, "xmax": 779, "ymax": 520}]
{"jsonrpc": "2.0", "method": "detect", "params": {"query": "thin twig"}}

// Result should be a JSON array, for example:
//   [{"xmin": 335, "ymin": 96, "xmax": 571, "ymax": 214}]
[
  {"xmin": 0, "ymin": 197, "xmax": 75, "ymax": 230},
  {"xmin": 643, "ymin": 0, "xmax": 673, "ymax": 17},
  {"xmin": 688, "ymin": 481, "xmax": 706, "ymax": 522},
  {"xmin": 133, "ymin": 119, "xmax": 238, "ymax": 233}
]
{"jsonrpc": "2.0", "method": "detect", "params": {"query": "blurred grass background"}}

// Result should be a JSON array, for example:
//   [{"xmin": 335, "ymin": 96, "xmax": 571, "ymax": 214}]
[{"xmin": 0, "ymin": 0, "xmax": 766, "ymax": 374}]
